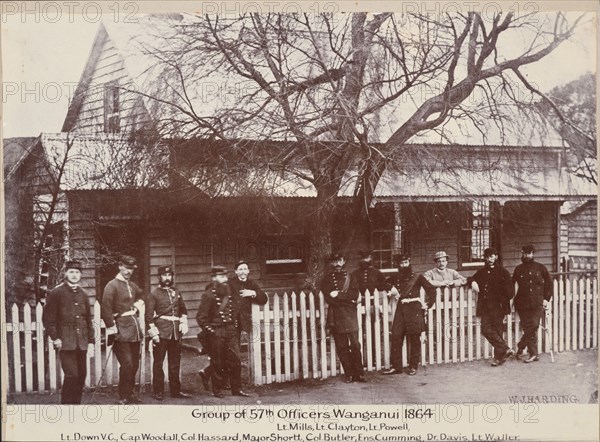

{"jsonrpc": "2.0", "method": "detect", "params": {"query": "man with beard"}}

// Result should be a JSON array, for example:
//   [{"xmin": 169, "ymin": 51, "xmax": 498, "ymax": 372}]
[
  {"xmin": 512, "ymin": 244, "xmax": 553, "ymax": 363},
  {"xmin": 101, "ymin": 255, "xmax": 145, "ymax": 404},
  {"xmin": 145, "ymin": 265, "xmax": 192, "ymax": 400},
  {"xmin": 321, "ymin": 252, "xmax": 366, "ymax": 383},
  {"xmin": 468, "ymin": 248, "xmax": 515, "ymax": 366},
  {"xmin": 196, "ymin": 266, "xmax": 251, "ymax": 398},
  {"xmin": 382, "ymin": 253, "xmax": 436, "ymax": 376},
  {"xmin": 424, "ymin": 251, "xmax": 467, "ymax": 288},
  {"xmin": 42, "ymin": 260, "xmax": 95, "ymax": 404},
  {"xmin": 351, "ymin": 250, "xmax": 390, "ymax": 360}
]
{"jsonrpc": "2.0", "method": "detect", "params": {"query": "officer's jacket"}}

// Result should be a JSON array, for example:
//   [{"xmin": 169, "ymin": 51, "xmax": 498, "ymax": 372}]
[
  {"xmin": 145, "ymin": 286, "xmax": 188, "ymax": 339},
  {"xmin": 387, "ymin": 270, "xmax": 436, "ymax": 335},
  {"xmin": 196, "ymin": 282, "xmax": 236, "ymax": 333},
  {"xmin": 512, "ymin": 261, "xmax": 553, "ymax": 310},
  {"xmin": 351, "ymin": 265, "xmax": 391, "ymax": 295},
  {"xmin": 101, "ymin": 277, "xmax": 144, "ymax": 342},
  {"xmin": 42, "ymin": 282, "xmax": 95, "ymax": 351},
  {"xmin": 468, "ymin": 264, "xmax": 514, "ymax": 316},
  {"xmin": 321, "ymin": 268, "xmax": 360, "ymax": 334},
  {"xmin": 228, "ymin": 278, "xmax": 268, "ymax": 333}
]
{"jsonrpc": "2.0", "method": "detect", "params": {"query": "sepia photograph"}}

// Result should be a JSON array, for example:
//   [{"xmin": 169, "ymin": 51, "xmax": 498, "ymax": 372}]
[{"xmin": 2, "ymin": 1, "xmax": 598, "ymax": 441}]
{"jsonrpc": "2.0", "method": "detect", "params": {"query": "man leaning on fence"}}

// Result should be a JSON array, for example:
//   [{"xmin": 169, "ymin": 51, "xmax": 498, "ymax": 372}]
[
  {"xmin": 321, "ymin": 252, "xmax": 367, "ymax": 383},
  {"xmin": 100, "ymin": 255, "xmax": 145, "ymax": 404},
  {"xmin": 424, "ymin": 251, "xmax": 467, "ymax": 288},
  {"xmin": 145, "ymin": 265, "xmax": 192, "ymax": 400},
  {"xmin": 512, "ymin": 244, "xmax": 553, "ymax": 363},
  {"xmin": 468, "ymin": 247, "xmax": 515, "ymax": 366},
  {"xmin": 383, "ymin": 253, "xmax": 436, "ymax": 376},
  {"xmin": 42, "ymin": 260, "xmax": 95, "ymax": 404}
]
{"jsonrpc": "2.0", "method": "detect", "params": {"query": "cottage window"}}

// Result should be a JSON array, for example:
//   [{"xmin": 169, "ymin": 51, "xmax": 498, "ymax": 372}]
[
  {"xmin": 103, "ymin": 82, "xmax": 120, "ymax": 133},
  {"xmin": 262, "ymin": 234, "xmax": 306, "ymax": 274},
  {"xmin": 372, "ymin": 202, "xmax": 405, "ymax": 270},
  {"xmin": 460, "ymin": 200, "xmax": 491, "ymax": 266}
]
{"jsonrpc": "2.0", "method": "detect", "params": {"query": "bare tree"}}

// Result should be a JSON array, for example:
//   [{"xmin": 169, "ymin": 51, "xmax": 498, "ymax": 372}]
[{"xmin": 124, "ymin": 11, "xmax": 586, "ymax": 288}]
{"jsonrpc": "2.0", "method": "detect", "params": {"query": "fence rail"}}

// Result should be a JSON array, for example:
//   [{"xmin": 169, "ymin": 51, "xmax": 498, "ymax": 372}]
[
  {"xmin": 248, "ymin": 276, "xmax": 598, "ymax": 385},
  {"xmin": 4, "ymin": 275, "xmax": 598, "ymax": 393}
]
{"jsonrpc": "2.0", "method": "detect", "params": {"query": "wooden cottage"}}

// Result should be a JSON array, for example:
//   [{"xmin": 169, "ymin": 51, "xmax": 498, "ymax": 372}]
[{"xmin": 4, "ymin": 15, "xmax": 597, "ymax": 339}]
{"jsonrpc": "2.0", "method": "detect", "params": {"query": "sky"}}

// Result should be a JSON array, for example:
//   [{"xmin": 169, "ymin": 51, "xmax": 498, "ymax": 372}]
[{"xmin": 1, "ymin": 5, "xmax": 597, "ymax": 139}]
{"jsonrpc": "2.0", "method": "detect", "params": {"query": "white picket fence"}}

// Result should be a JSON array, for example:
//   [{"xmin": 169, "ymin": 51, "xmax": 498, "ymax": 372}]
[
  {"xmin": 248, "ymin": 275, "xmax": 599, "ymax": 385},
  {"xmin": 4, "ymin": 275, "xmax": 598, "ymax": 393},
  {"xmin": 4, "ymin": 303, "xmax": 169, "ymax": 394}
]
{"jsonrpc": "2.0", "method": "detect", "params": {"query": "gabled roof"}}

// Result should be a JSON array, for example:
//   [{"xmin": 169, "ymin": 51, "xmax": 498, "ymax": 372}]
[{"xmin": 3, "ymin": 137, "xmax": 39, "ymax": 179}]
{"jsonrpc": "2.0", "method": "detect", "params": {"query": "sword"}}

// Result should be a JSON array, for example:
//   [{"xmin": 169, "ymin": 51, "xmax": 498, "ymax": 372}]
[{"xmin": 90, "ymin": 344, "xmax": 114, "ymax": 403}]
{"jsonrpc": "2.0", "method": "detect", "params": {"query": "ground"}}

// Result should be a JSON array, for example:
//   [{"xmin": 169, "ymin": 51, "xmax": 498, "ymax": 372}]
[{"xmin": 8, "ymin": 347, "xmax": 598, "ymax": 406}]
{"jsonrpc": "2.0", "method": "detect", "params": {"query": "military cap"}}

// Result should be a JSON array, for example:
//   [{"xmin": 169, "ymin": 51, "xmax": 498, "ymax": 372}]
[
  {"xmin": 433, "ymin": 251, "xmax": 449, "ymax": 262},
  {"xmin": 211, "ymin": 266, "xmax": 227, "ymax": 276},
  {"xmin": 64, "ymin": 260, "xmax": 82, "ymax": 271},
  {"xmin": 483, "ymin": 247, "xmax": 498, "ymax": 257},
  {"xmin": 521, "ymin": 244, "xmax": 535, "ymax": 253},
  {"xmin": 119, "ymin": 255, "xmax": 138, "ymax": 268},
  {"xmin": 234, "ymin": 260, "xmax": 249, "ymax": 270},
  {"xmin": 393, "ymin": 252, "xmax": 411, "ymax": 264},
  {"xmin": 158, "ymin": 265, "xmax": 174, "ymax": 275}
]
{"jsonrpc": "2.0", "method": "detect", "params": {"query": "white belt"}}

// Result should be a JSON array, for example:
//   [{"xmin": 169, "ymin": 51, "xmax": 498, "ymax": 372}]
[
  {"xmin": 157, "ymin": 315, "xmax": 180, "ymax": 321},
  {"xmin": 117, "ymin": 310, "xmax": 136, "ymax": 317}
]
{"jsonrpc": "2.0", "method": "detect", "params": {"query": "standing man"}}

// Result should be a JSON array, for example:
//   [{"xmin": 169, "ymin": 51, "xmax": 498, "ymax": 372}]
[
  {"xmin": 196, "ymin": 266, "xmax": 251, "ymax": 398},
  {"xmin": 383, "ymin": 253, "xmax": 436, "ymax": 376},
  {"xmin": 42, "ymin": 260, "xmax": 95, "ymax": 404},
  {"xmin": 321, "ymin": 252, "xmax": 366, "ymax": 383},
  {"xmin": 228, "ymin": 260, "xmax": 268, "ymax": 341},
  {"xmin": 351, "ymin": 250, "xmax": 390, "ymax": 357},
  {"xmin": 424, "ymin": 251, "xmax": 467, "ymax": 288},
  {"xmin": 512, "ymin": 244, "xmax": 553, "ymax": 363},
  {"xmin": 101, "ymin": 255, "xmax": 145, "ymax": 404},
  {"xmin": 145, "ymin": 265, "xmax": 192, "ymax": 400},
  {"xmin": 468, "ymin": 247, "xmax": 515, "ymax": 366}
]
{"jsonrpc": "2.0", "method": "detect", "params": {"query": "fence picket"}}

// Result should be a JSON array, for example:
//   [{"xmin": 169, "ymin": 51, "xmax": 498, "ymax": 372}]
[
  {"xmin": 35, "ymin": 303, "xmax": 45, "ymax": 393},
  {"xmin": 459, "ymin": 287, "xmax": 466, "ymax": 362},
  {"xmin": 264, "ymin": 302, "xmax": 273, "ymax": 384},
  {"xmin": 308, "ymin": 294, "xmax": 318, "ymax": 379},
  {"xmin": 274, "ymin": 295, "xmax": 282, "ymax": 383},
  {"xmin": 12, "ymin": 304, "xmax": 22, "ymax": 393},
  {"xmin": 23, "ymin": 304, "xmax": 33, "ymax": 392},
  {"xmin": 451, "ymin": 289, "xmax": 458, "ymax": 363},
  {"xmin": 571, "ymin": 278, "xmax": 578, "ymax": 350},
  {"xmin": 435, "ymin": 291, "xmax": 443, "ymax": 364},
  {"xmin": 467, "ymin": 289, "xmax": 473, "ymax": 361},
  {"xmin": 382, "ymin": 290, "xmax": 391, "ymax": 369},
  {"xmin": 585, "ymin": 279, "xmax": 591, "ymax": 349},
  {"xmin": 559, "ymin": 278, "xmax": 565, "ymax": 352},
  {"xmin": 364, "ymin": 290, "xmax": 373, "ymax": 371},
  {"xmin": 579, "ymin": 278, "xmax": 585, "ymax": 349},
  {"xmin": 291, "ymin": 293, "xmax": 300, "ymax": 380},
  {"xmin": 250, "ymin": 304, "xmax": 262, "ymax": 385},
  {"xmin": 565, "ymin": 279, "xmax": 571, "ymax": 351},
  {"xmin": 319, "ymin": 292, "xmax": 327, "ymax": 379},
  {"xmin": 593, "ymin": 279, "xmax": 598, "ymax": 349},
  {"xmin": 299, "ymin": 292, "xmax": 308, "ymax": 380},
  {"xmin": 373, "ymin": 290, "xmax": 382, "ymax": 371},
  {"xmin": 443, "ymin": 288, "xmax": 450, "ymax": 363},
  {"xmin": 283, "ymin": 293, "xmax": 292, "ymax": 382},
  {"xmin": 553, "ymin": 281, "xmax": 559, "ymax": 353}
]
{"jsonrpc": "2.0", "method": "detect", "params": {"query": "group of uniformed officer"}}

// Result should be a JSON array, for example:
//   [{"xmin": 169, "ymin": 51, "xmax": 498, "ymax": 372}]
[{"xmin": 42, "ymin": 243, "xmax": 551, "ymax": 403}]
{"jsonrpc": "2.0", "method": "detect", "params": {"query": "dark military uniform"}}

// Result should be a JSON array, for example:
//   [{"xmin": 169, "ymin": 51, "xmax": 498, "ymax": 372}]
[
  {"xmin": 468, "ymin": 263, "xmax": 514, "ymax": 360},
  {"xmin": 387, "ymin": 269, "xmax": 436, "ymax": 371},
  {"xmin": 196, "ymin": 282, "xmax": 242, "ymax": 396},
  {"xmin": 42, "ymin": 282, "xmax": 95, "ymax": 404},
  {"xmin": 512, "ymin": 260, "xmax": 552, "ymax": 357},
  {"xmin": 321, "ymin": 268, "xmax": 365, "ymax": 381},
  {"xmin": 146, "ymin": 284, "xmax": 188, "ymax": 397},
  {"xmin": 228, "ymin": 277, "xmax": 268, "ymax": 335}
]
